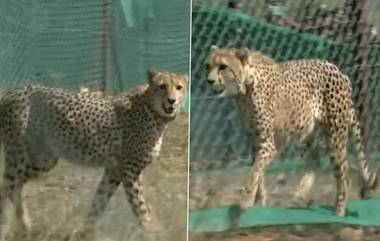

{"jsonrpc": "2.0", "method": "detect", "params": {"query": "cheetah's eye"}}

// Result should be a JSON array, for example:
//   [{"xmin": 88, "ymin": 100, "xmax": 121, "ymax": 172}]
[
  {"xmin": 219, "ymin": 64, "xmax": 228, "ymax": 70},
  {"xmin": 159, "ymin": 84, "xmax": 166, "ymax": 90},
  {"xmin": 176, "ymin": 85, "xmax": 183, "ymax": 91},
  {"xmin": 205, "ymin": 63, "xmax": 211, "ymax": 71}
]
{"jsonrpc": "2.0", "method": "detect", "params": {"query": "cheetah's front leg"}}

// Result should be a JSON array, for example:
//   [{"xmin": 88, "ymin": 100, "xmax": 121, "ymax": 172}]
[
  {"xmin": 255, "ymin": 176, "xmax": 267, "ymax": 205},
  {"xmin": 249, "ymin": 145, "xmax": 267, "ymax": 206},
  {"xmin": 0, "ymin": 182, "xmax": 11, "ymax": 241},
  {"xmin": 240, "ymin": 138, "xmax": 276, "ymax": 210},
  {"xmin": 122, "ymin": 171, "xmax": 161, "ymax": 233},
  {"xmin": 9, "ymin": 183, "xmax": 31, "ymax": 240}
]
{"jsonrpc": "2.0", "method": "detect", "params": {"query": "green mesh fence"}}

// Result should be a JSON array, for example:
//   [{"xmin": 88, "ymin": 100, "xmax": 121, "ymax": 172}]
[
  {"xmin": 189, "ymin": 2, "xmax": 380, "ymax": 231},
  {"xmin": 190, "ymin": 2, "xmax": 380, "ymax": 167},
  {"xmin": 0, "ymin": 0, "xmax": 190, "ymax": 111}
]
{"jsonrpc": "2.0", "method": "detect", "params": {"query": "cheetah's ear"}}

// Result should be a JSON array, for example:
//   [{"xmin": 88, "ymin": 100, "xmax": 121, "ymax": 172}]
[
  {"xmin": 182, "ymin": 75, "xmax": 189, "ymax": 89},
  {"xmin": 210, "ymin": 45, "xmax": 219, "ymax": 51},
  {"xmin": 235, "ymin": 47, "xmax": 250, "ymax": 65},
  {"xmin": 183, "ymin": 75, "xmax": 188, "ymax": 83},
  {"xmin": 147, "ymin": 68, "xmax": 159, "ymax": 84}
]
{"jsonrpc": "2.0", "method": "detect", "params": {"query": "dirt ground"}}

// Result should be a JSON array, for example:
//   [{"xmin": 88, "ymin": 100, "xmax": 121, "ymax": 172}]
[
  {"xmin": 1, "ymin": 113, "xmax": 188, "ymax": 241},
  {"xmin": 189, "ymin": 224, "xmax": 380, "ymax": 241},
  {"xmin": 189, "ymin": 164, "xmax": 380, "ymax": 241}
]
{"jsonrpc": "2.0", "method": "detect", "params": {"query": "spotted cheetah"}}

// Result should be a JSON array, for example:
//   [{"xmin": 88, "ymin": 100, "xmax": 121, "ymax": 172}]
[
  {"xmin": 205, "ymin": 46, "xmax": 377, "ymax": 216},
  {"xmin": 0, "ymin": 68, "xmax": 188, "ymax": 239}
]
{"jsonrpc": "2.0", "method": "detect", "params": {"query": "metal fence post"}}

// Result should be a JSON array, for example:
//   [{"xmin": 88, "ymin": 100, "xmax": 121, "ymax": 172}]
[
  {"xmin": 348, "ymin": 0, "xmax": 371, "ymax": 156},
  {"xmin": 101, "ymin": 0, "xmax": 111, "ymax": 94}
]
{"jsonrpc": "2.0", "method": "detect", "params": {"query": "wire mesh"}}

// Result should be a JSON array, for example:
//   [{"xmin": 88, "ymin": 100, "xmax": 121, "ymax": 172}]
[
  {"xmin": 0, "ymin": 0, "xmax": 190, "ymax": 111},
  {"xmin": 189, "ymin": 1, "xmax": 380, "ymax": 234},
  {"xmin": 0, "ymin": 1, "xmax": 190, "ymax": 240},
  {"xmin": 190, "ymin": 0, "xmax": 380, "ymax": 171}
]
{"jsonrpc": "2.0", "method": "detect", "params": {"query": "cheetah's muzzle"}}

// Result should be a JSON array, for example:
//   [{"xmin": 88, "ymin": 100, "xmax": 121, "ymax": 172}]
[
  {"xmin": 211, "ymin": 86, "xmax": 225, "ymax": 96},
  {"xmin": 163, "ymin": 104, "xmax": 175, "ymax": 114},
  {"xmin": 214, "ymin": 89, "xmax": 224, "ymax": 96}
]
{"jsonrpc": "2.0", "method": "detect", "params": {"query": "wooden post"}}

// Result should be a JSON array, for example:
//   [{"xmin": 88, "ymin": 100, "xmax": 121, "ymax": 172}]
[
  {"xmin": 348, "ymin": 0, "xmax": 371, "ymax": 154},
  {"xmin": 101, "ymin": 0, "xmax": 111, "ymax": 94}
]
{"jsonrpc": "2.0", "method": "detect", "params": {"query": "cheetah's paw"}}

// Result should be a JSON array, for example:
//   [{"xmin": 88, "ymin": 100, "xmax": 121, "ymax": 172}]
[
  {"xmin": 239, "ymin": 187, "xmax": 255, "ymax": 210},
  {"xmin": 141, "ymin": 219, "xmax": 163, "ymax": 233}
]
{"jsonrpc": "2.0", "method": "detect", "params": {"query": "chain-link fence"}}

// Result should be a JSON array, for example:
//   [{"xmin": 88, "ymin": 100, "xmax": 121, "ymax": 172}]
[
  {"xmin": 189, "ymin": 0, "xmax": 380, "ymax": 232},
  {"xmin": 0, "ymin": 1, "xmax": 190, "ymax": 241},
  {"xmin": 198, "ymin": 0, "xmax": 380, "ymax": 37},
  {"xmin": 0, "ymin": 0, "xmax": 190, "ymax": 110},
  {"xmin": 190, "ymin": 0, "xmax": 380, "ymax": 169}
]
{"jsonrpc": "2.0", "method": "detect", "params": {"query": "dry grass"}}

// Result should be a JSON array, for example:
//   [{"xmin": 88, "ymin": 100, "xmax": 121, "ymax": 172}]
[
  {"xmin": 189, "ymin": 224, "xmax": 380, "ymax": 241},
  {"xmin": 2, "ymin": 113, "xmax": 188, "ymax": 241}
]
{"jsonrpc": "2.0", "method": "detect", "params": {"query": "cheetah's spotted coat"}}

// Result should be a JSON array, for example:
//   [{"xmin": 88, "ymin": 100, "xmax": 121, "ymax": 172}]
[
  {"xmin": 205, "ymin": 46, "xmax": 377, "ymax": 216},
  {"xmin": 0, "ymin": 68, "xmax": 187, "ymax": 239}
]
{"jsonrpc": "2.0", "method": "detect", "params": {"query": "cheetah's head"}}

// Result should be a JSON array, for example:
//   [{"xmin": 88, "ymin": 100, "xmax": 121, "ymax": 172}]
[
  {"xmin": 205, "ymin": 45, "xmax": 250, "ymax": 96},
  {"xmin": 147, "ymin": 68, "xmax": 188, "ymax": 118}
]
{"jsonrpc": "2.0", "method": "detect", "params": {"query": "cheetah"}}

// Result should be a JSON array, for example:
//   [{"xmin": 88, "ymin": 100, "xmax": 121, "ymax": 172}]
[
  {"xmin": 204, "ymin": 46, "xmax": 377, "ymax": 216},
  {"xmin": 0, "ymin": 68, "xmax": 188, "ymax": 239}
]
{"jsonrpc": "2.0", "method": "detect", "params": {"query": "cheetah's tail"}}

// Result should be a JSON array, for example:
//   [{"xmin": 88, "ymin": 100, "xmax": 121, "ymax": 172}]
[{"xmin": 350, "ymin": 108, "xmax": 378, "ymax": 199}]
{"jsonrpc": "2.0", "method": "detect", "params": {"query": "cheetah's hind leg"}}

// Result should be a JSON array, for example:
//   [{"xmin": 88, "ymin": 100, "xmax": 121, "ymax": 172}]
[
  {"xmin": 0, "ymin": 179, "xmax": 12, "ymax": 241},
  {"xmin": 0, "ymin": 174, "xmax": 31, "ymax": 241},
  {"xmin": 329, "ymin": 124, "xmax": 350, "ymax": 217},
  {"xmin": 0, "ymin": 148, "xmax": 34, "ymax": 241},
  {"xmin": 8, "ymin": 181, "xmax": 31, "ymax": 241},
  {"xmin": 3, "ymin": 146, "xmax": 58, "ymax": 241}
]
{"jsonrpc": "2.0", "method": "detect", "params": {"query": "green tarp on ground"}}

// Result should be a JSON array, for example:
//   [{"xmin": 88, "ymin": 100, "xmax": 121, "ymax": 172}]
[
  {"xmin": 189, "ymin": 155, "xmax": 380, "ymax": 231},
  {"xmin": 189, "ymin": 199, "xmax": 380, "ymax": 232}
]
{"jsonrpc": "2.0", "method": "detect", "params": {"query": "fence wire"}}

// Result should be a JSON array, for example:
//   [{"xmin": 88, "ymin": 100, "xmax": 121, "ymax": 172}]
[
  {"xmin": 0, "ymin": 0, "xmax": 190, "ymax": 111},
  {"xmin": 190, "ymin": 0, "xmax": 380, "ymax": 172}
]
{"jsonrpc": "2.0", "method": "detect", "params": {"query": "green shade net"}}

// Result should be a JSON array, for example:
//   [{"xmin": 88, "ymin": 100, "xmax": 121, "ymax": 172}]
[
  {"xmin": 190, "ymin": 3, "xmax": 380, "ymax": 231},
  {"xmin": 0, "ymin": 0, "xmax": 190, "ymax": 111},
  {"xmin": 190, "ymin": 3, "xmax": 380, "ymax": 162}
]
